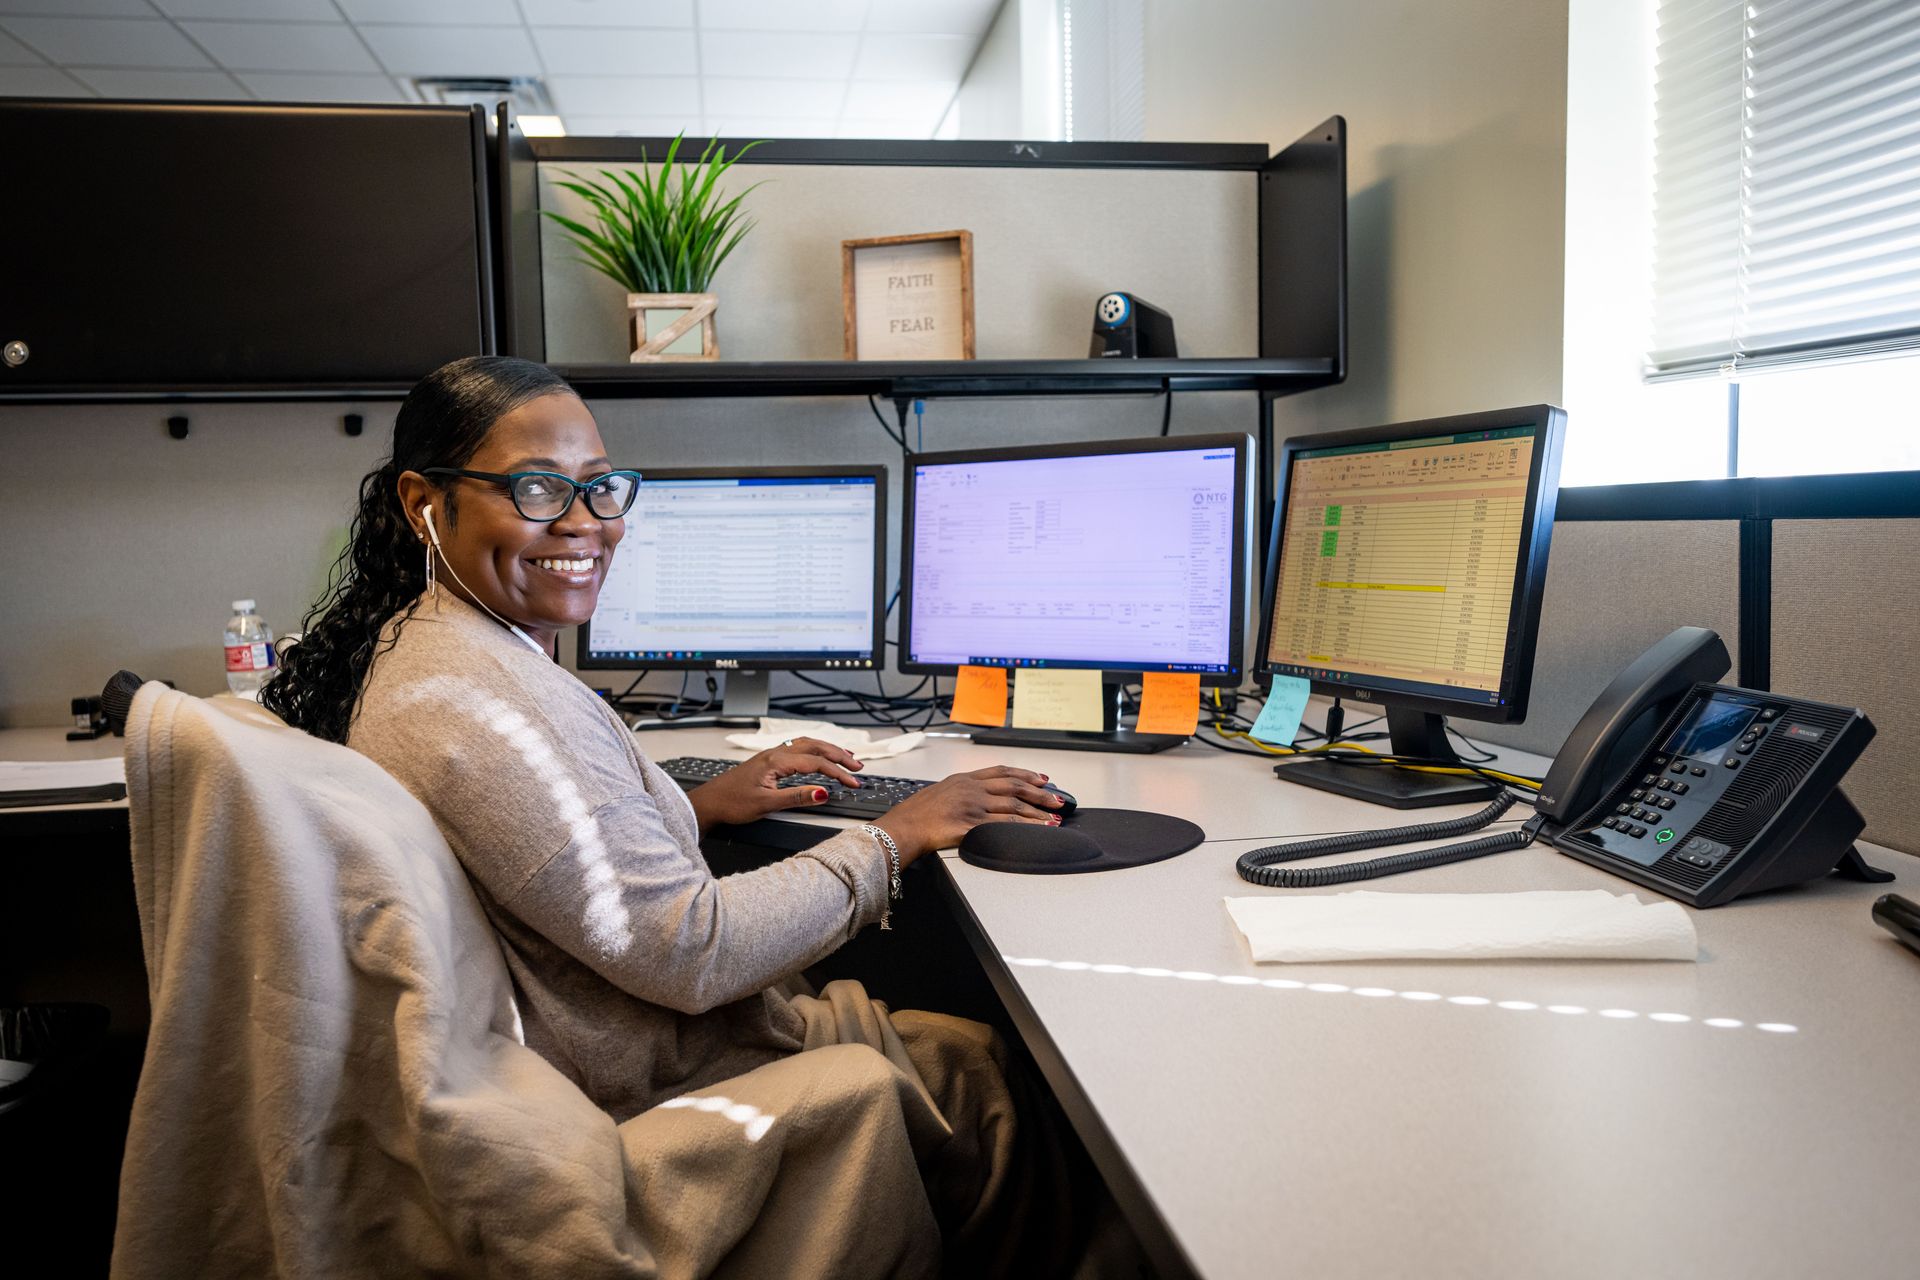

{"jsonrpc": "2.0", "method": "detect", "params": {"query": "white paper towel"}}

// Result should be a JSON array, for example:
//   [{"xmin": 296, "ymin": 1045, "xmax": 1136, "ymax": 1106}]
[
  {"xmin": 1224, "ymin": 889, "xmax": 1698, "ymax": 963},
  {"xmin": 723, "ymin": 717, "xmax": 926, "ymax": 760}
]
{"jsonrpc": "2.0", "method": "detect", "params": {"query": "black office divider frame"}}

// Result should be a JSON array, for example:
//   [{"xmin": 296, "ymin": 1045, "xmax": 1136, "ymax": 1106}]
[{"xmin": 1556, "ymin": 469, "xmax": 1920, "ymax": 690}]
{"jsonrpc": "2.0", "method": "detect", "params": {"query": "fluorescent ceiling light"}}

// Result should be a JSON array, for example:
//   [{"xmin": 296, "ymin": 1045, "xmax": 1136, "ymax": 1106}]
[{"xmin": 518, "ymin": 115, "xmax": 567, "ymax": 137}]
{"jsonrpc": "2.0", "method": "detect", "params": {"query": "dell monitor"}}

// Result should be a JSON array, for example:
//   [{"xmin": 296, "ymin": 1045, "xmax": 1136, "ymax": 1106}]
[
  {"xmin": 577, "ymin": 466, "xmax": 886, "ymax": 719},
  {"xmin": 1255, "ymin": 405, "xmax": 1566, "ymax": 807},
  {"xmin": 900, "ymin": 433, "xmax": 1254, "ymax": 753}
]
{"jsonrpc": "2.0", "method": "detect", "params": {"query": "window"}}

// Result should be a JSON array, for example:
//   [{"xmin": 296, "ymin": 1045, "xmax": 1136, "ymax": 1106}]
[{"xmin": 1562, "ymin": 0, "xmax": 1920, "ymax": 486}]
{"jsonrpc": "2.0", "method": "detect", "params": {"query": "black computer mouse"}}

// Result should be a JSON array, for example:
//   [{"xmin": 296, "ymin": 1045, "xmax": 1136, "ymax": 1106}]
[{"xmin": 1040, "ymin": 782, "xmax": 1078, "ymax": 817}]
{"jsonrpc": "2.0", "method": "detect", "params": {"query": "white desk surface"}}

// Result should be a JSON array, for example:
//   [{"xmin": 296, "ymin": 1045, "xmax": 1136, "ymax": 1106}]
[
  {"xmin": 11, "ymin": 717, "xmax": 1916, "ymax": 1277},
  {"xmin": 634, "ymin": 723, "xmax": 1920, "ymax": 1280}
]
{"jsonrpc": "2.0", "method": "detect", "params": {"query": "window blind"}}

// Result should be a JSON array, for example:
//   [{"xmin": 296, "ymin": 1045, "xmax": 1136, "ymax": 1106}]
[{"xmin": 1648, "ymin": 0, "xmax": 1920, "ymax": 380}]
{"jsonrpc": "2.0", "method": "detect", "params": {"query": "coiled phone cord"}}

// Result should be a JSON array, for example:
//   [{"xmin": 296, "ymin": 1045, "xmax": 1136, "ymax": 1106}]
[{"xmin": 1236, "ymin": 792, "xmax": 1539, "ymax": 888}]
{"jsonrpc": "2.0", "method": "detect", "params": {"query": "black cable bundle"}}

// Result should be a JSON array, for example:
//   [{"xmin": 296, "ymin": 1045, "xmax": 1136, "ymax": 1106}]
[{"xmin": 1236, "ymin": 792, "xmax": 1537, "ymax": 888}]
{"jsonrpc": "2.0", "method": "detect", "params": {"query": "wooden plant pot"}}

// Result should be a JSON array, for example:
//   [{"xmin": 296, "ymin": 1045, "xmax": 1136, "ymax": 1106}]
[{"xmin": 627, "ymin": 292, "xmax": 719, "ymax": 362}]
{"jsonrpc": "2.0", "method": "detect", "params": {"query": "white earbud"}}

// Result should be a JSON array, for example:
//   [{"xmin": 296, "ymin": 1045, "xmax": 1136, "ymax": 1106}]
[{"xmin": 423, "ymin": 504, "xmax": 440, "ymax": 547}]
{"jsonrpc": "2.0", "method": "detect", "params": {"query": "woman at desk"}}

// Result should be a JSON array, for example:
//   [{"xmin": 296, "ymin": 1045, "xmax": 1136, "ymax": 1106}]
[{"xmin": 262, "ymin": 355, "xmax": 1078, "ymax": 1273}]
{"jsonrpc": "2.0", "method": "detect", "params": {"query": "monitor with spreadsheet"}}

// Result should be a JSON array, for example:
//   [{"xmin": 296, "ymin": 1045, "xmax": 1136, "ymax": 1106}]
[
  {"xmin": 577, "ymin": 467, "xmax": 886, "ymax": 711},
  {"xmin": 900, "ymin": 434, "xmax": 1253, "ymax": 742},
  {"xmin": 1255, "ymin": 406, "xmax": 1565, "ymax": 806}
]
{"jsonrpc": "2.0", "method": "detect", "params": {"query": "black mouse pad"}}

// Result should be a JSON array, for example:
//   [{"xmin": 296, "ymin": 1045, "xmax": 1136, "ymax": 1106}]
[{"xmin": 957, "ymin": 808, "xmax": 1204, "ymax": 875}]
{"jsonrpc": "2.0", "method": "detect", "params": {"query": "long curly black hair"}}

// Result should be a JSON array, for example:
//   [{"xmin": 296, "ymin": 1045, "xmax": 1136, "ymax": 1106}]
[{"xmin": 263, "ymin": 356, "xmax": 579, "ymax": 743}]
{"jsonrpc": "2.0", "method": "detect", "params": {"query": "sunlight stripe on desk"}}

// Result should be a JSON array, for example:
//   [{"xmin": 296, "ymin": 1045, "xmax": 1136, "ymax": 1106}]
[{"xmin": 999, "ymin": 955, "xmax": 1800, "ymax": 1035}]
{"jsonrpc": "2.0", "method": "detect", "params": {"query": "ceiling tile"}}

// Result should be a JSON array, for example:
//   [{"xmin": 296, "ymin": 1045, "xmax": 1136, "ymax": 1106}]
[
  {"xmin": 835, "ymin": 116, "xmax": 934, "ymax": 140},
  {"xmin": 534, "ymin": 26, "xmax": 695, "ymax": 76},
  {"xmin": 239, "ymin": 71, "xmax": 404, "ymax": 102},
  {"xmin": 865, "ymin": 0, "xmax": 998, "ymax": 36},
  {"xmin": 182, "ymin": 20, "xmax": 376, "ymax": 73},
  {"xmin": 701, "ymin": 75, "xmax": 842, "ymax": 117},
  {"xmin": 70, "ymin": 66, "xmax": 249, "ymax": 98},
  {"xmin": 152, "ymin": 0, "xmax": 338, "ymax": 19},
  {"xmin": 563, "ymin": 112, "xmax": 700, "ymax": 137},
  {"xmin": 701, "ymin": 30, "xmax": 853, "ymax": 80},
  {"xmin": 842, "ymin": 79, "xmax": 955, "ymax": 118},
  {"xmin": 0, "ymin": 27, "xmax": 43, "ymax": 64},
  {"xmin": 521, "ymin": 0, "xmax": 691, "ymax": 26},
  {"xmin": 854, "ymin": 32, "xmax": 973, "ymax": 81},
  {"xmin": 1, "ymin": 17, "xmax": 211, "ymax": 68},
  {"xmin": 357, "ymin": 23, "xmax": 540, "ymax": 76},
  {"xmin": 0, "ymin": 64, "xmax": 90, "ymax": 94},
  {"xmin": 704, "ymin": 116, "xmax": 834, "ymax": 139},
  {"xmin": 0, "ymin": 0, "xmax": 151, "ymax": 16},
  {"xmin": 696, "ymin": 0, "xmax": 866, "ymax": 32},
  {"xmin": 337, "ymin": 0, "xmax": 520, "ymax": 23},
  {"xmin": 547, "ymin": 74, "xmax": 697, "ymax": 116}
]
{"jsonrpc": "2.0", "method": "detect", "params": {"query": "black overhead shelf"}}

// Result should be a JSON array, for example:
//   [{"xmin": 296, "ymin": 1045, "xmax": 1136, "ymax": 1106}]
[{"xmin": 554, "ymin": 356, "xmax": 1339, "ymax": 400}]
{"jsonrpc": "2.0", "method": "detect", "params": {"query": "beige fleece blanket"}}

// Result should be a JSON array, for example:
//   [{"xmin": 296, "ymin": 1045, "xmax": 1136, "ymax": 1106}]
[{"xmin": 114, "ymin": 685, "xmax": 945, "ymax": 1278}]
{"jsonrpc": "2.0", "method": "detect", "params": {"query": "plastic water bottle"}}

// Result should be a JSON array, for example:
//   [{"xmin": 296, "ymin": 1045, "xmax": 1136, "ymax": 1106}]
[{"xmin": 223, "ymin": 599, "xmax": 277, "ymax": 698}]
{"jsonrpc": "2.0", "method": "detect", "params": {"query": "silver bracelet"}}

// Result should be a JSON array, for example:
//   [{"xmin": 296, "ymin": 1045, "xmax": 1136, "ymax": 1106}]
[{"xmin": 860, "ymin": 824, "xmax": 903, "ymax": 930}]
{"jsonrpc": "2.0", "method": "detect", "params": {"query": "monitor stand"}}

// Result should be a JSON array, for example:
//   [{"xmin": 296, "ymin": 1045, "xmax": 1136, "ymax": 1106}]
[
  {"xmin": 970, "ymin": 685, "xmax": 1186, "ymax": 755},
  {"xmin": 717, "ymin": 670, "xmax": 770, "ymax": 729},
  {"xmin": 1272, "ymin": 706, "xmax": 1497, "ymax": 809}
]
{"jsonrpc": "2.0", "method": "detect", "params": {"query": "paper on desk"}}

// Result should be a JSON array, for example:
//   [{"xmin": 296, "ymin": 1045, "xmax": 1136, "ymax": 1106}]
[
  {"xmin": 1224, "ymin": 889, "xmax": 1698, "ymax": 962},
  {"xmin": 0, "ymin": 757, "xmax": 126, "ymax": 791},
  {"xmin": 724, "ymin": 718, "xmax": 925, "ymax": 759},
  {"xmin": 1011, "ymin": 668, "xmax": 1104, "ymax": 732}
]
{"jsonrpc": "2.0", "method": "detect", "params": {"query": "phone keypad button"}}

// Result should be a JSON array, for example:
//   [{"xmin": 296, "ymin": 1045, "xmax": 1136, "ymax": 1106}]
[
  {"xmin": 1617, "ymin": 801, "xmax": 1632, "ymax": 814},
  {"xmin": 1690, "ymin": 766, "xmax": 1707, "ymax": 776},
  {"xmin": 1670, "ymin": 763, "xmax": 1688, "ymax": 774},
  {"xmin": 1724, "ymin": 757, "xmax": 1741, "ymax": 769},
  {"xmin": 1656, "ymin": 779, "xmax": 1674, "ymax": 791},
  {"xmin": 1629, "ymin": 825, "xmax": 1648, "ymax": 838},
  {"xmin": 1656, "ymin": 796, "xmax": 1676, "ymax": 810},
  {"xmin": 1671, "ymin": 782, "xmax": 1689, "ymax": 795}
]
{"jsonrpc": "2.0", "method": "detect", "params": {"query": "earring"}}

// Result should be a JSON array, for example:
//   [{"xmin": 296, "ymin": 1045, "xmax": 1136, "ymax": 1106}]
[{"xmin": 423, "ymin": 537, "xmax": 438, "ymax": 598}]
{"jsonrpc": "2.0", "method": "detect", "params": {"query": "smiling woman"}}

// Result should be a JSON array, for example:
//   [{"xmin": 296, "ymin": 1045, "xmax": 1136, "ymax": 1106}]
[{"xmin": 260, "ymin": 355, "xmax": 1086, "ymax": 1274}]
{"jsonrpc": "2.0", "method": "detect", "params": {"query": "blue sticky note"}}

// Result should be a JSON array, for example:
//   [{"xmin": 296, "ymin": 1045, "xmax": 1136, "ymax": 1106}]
[{"xmin": 1250, "ymin": 675, "xmax": 1312, "ymax": 746}]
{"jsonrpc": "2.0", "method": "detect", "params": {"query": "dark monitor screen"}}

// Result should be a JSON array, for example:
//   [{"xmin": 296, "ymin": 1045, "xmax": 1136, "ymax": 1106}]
[
  {"xmin": 577, "ymin": 466, "xmax": 886, "ymax": 671},
  {"xmin": 899, "ymin": 434, "xmax": 1253, "ymax": 685},
  {"xmin": 1256, "ymin": 405, "xmax": 1565, "ymax": 723}
]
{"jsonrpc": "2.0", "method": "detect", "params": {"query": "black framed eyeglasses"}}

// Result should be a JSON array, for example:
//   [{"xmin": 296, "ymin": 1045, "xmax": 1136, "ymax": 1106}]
[{"xmin": 422, "ymin": 468, "xmax": 641, "ymax": 522}]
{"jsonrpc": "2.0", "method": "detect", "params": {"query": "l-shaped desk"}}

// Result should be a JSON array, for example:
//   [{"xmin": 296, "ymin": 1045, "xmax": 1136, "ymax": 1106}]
[{"xmin": 6, "ymin": 717, "xmax": 1917, "ymax": 1278}]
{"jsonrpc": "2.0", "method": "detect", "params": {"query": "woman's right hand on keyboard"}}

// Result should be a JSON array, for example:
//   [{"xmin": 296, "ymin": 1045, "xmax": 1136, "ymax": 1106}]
[{"xmin": 872, "ymin": 765, "xmax": 1066, "ymax": 861}]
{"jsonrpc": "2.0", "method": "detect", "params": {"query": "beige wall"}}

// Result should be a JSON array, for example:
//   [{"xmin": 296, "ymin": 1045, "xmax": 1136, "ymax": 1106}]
[{"xmin": 1145, "ymin": 0, "xmax": 1569, "ymax": 437}]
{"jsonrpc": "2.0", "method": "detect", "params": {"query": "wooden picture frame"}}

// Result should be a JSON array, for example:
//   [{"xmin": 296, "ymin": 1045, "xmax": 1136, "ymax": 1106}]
[{"xmin": 842, "ymin": 229, "xmax": 975, "ymax": 361}]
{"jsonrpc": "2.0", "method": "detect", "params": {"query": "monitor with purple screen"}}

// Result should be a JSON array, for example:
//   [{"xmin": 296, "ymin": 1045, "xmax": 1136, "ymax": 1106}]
[{"xmin": 900, "ymin": 433, "xmax": 1253, "ymax": 753}]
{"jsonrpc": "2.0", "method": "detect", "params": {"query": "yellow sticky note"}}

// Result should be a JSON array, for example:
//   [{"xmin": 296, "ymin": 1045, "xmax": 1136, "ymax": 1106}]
[
  {"xmin": 1011, "ymin": 668, "xmax": 1105, "ymax": 732},
  {"xmin": 950, "ymin": 664, "xmax": 1009, "ymax": 727},
  {"xmin": 1136, "ymin": 671, "xmax": 1201, "ymax": 737}
]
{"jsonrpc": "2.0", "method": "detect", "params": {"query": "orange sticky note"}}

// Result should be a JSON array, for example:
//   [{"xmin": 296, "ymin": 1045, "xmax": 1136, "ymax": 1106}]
[
  {"xmin": 950, "ymin": 664, "xmax": 1009, "ymax": 727},
  {"xmin": 1136, "ymin": 671, "xmax": 1202, "ymax": 737}
]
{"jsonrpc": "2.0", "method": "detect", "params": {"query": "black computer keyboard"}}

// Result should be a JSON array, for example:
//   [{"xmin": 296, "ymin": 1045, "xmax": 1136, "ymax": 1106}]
[{"xmin": 656, "ymin": 756, "xmax": 934, "ymax": 820}]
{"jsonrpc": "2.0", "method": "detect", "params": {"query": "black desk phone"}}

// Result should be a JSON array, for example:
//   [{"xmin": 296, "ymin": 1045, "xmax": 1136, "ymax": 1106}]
[{"xmin": 1238, "ymin": 627, "xmax": 1893, "ymax": 906}]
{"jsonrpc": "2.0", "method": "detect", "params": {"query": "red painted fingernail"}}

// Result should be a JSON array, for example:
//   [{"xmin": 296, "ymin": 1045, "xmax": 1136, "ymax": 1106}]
[
  {"xmin": 812, "ymin": 788, "xmax": 828, "ymax": 802},
  {"xmin": 1048, "ymin": 817, "xmax": 1062, "ymax": 826}
]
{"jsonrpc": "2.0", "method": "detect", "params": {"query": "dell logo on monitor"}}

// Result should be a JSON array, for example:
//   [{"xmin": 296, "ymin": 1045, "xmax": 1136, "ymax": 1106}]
[{"xmin": 714, "ymin": 658, "xmax": 740, "ymax": 669}]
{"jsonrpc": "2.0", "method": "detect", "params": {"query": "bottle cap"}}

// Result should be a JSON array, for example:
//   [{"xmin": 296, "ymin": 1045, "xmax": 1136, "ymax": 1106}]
[{"xmin": 232, "ymin": 599, "xmax": 256, "ymax": 612}]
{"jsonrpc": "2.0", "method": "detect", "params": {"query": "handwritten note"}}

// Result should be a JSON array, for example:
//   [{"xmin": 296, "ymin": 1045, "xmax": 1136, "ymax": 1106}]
[
  {"xmin": 949, "ymin": 664, "xmax": 1009, "ymax": 727},
  {"xmin": 1250, "ymin": 675, "xmax": 1312, "ymax": 747},
  {"xmin": 1011, "ymin": 668, "xmax": 1104, "ymax": 732},
  {"xmin": 1135, "ymin": 671, "xmax": 1201, "ymax": 737}
]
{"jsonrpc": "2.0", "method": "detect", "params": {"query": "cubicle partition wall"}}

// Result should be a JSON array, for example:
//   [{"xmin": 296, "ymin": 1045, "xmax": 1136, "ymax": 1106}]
[{"xmin": 1476, "ymin": 473, "xmax": 1920, "ymax": 855}]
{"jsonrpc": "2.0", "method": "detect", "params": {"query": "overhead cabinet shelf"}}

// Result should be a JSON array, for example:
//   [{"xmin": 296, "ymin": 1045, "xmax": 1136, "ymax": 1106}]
[{"xmin": 552, "ymin": 356, "xmax": 1339, "ymax": 400}]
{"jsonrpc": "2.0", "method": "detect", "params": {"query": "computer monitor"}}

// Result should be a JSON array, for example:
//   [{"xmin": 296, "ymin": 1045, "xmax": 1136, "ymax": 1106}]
[
  {"xmin": 1255, "ymin": 405, "xmax": 1566, "ymax": 807},
  {"xmin": 900, "ymin": 433, "xmax": 1254, "ymax": 753},
  {"xmin": 577, "ymin": 466, "xmax": 886, "ymax": 718}
]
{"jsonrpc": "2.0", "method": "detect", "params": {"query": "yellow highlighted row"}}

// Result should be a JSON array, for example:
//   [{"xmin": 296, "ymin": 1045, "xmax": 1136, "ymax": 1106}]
[{"xmin": 1314, "ymin": 581, "xmax": 1446, "ymax": 592}]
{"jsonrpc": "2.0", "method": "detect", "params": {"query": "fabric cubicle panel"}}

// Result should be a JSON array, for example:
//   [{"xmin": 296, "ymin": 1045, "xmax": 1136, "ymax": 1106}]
[
  {"xmin": 1472, "ymin": 520, "xmax": 1741, "ymax": 758},
  {"xmin": 1770, "ymin": 519, "xmax": 1920, "ymax": 855},
  {"xmin": 538, "ymin": 163, "xmax": 1260, "ymax": 364}
]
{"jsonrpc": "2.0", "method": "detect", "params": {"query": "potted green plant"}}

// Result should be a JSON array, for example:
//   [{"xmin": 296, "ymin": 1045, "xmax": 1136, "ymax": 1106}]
[{"xmin": 543, "ymin": 134, "xmax": 765, "ymax": 362}]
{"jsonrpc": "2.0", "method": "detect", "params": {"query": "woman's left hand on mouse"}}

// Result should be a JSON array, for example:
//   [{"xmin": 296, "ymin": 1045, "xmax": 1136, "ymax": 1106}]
[{"xmin": 687, "ymin": 737, "xmax": 866, "ymax": 829}]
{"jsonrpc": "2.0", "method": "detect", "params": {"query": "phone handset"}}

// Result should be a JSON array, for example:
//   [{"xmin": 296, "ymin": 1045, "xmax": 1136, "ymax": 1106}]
[
  {"xmin": 1533, "ymin": 626, "xmax": 1730, "ymax": 832},
  {"xmin": 1236, "ymin": 627, "xmax": 1733, "ymax": 889}
]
